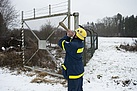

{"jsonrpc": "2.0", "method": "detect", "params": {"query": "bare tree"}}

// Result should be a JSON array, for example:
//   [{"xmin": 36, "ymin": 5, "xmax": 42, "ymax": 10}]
[
  {"xmin": 0, "ymin": 12, "xmax": 6, "ymax": 36},
  {"xmin": 0, "ymin": 0, "xmax": 18, "ymax": 29}
]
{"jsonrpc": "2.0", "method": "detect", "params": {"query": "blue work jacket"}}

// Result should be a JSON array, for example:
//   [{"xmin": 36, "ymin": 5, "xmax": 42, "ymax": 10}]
[{"xmin": 58, "ymin": 35, "xmax": 84, "ymax": 79}]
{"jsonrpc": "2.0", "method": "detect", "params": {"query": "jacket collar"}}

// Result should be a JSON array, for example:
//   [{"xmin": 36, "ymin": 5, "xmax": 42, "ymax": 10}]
[{"xmin": 72, "ymin": 37, "xmax": 83, "ymax": 42}]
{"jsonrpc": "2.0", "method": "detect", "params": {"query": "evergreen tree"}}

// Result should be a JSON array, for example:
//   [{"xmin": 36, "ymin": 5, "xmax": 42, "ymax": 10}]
[
  {"xmin": 135, "ymin": 16, "xmax": 137, "ymax": 36},
  {"xmin": 84, "ymin": 14, "xmax": 137, "ymax": 37},
  {"xmin": 117, "ymin": 13, "xmax": 122, "ymax": 36}
]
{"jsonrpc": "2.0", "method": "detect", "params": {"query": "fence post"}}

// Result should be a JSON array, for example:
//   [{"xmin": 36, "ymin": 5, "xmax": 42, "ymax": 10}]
[
  {"xmin": 49, "ymin": 5, "xmax": 51, "ymax": 15},
  {"xmin": 34, "ymin": 8, "xmax": 35, "ymax": 18},
  {"xmin": 73, "ymin": 12, "xmax": 79, "ymax": 30},
  {"xmin": 68, "ymin": 0, "xmax": 71, "ymax": 29},
  {"xmin": 21, "ymin": 11, "xmax": 25, "ymax": 65}
]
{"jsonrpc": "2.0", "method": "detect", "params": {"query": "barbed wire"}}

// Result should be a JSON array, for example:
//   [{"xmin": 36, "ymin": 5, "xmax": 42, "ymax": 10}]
[
  {"xmin": 52, "ymin": 4, "xmax": 67, "ymax": 9},
  {"xmin": 35, "ymin": 11, "xmax": 49, "ymax": 16},
  {"xmin": 24, "ymin": 14, "xmax": 34, "ymax": 19},
  {"xmin": 23, "ymin": 1, "xmax": 68, "ymax": 19},
  {"xmin": 25, "ymin": 9, "xmax": 33, "ymax": 13},
  {"xmin": 35, "ymin": 9, "xmax": 49, "ymax": 15},
  {"xmin": 24, "ymin": 10, "xmax": 33, "ymax": 15},
  {"xmin": 36, "ymin": 6, "xmax": 49, "ymax": 11},
  {"xmin": 51, "ymin": 1, "xmax": 68, "ymax": 7},
  {"xmin": 52, "ymin": 9, "xmax": 67, "ymax": 14}
]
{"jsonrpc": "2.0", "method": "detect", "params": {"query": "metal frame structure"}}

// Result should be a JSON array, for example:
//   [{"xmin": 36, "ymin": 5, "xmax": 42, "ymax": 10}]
[
  {"xmin": 21, "ymin": 0, "xmax": 79, "ymax": 64},
  {"xmin": 21, "ymin": 0, "xmax": 98, "ymax": 77}
]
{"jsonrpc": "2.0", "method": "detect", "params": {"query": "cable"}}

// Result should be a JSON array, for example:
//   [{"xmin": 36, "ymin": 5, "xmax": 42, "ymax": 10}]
[
  {"xmin": 52, "ymin": 9, "xmax": 67, "ymax": 14},
  {"xmin": 52, "ymin": 1, "xmax": 67, "ymax": 7}
]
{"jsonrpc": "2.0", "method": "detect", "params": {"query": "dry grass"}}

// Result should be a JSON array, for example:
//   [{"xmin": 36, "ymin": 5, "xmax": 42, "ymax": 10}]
[
  {"xmin": 0, "ymin": 51, "xmax": 23, "ymax": 68},
  {"xmin": 36, "ymin": 72, "xmax": 48, "ymax": 78},
  {"xmin": 116, "ymin": 40, "xmax": 137, "ymax": 52}
]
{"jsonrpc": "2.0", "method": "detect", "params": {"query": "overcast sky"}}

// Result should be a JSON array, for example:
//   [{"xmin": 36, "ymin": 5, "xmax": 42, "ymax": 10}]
[{"xmin": 12, "ymin": 0, "xmax": 137, "ymax": 28}]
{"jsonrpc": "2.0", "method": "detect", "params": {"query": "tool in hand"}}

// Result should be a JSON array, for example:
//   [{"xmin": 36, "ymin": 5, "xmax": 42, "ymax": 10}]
[{"xmin": 59, "ymin": 22, "xmax": 69, "ymax": 31}]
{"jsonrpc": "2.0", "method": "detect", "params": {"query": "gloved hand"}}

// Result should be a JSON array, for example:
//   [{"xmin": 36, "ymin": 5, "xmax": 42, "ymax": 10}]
[{"xmin": 67, "ymin": 30, "xmax": 75, "ymax": 38}]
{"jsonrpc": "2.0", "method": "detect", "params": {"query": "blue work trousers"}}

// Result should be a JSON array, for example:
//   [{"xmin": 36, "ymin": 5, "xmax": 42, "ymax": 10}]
[{"xmin": 68, "ymin": 77, "xmax": 83, "ymax": 91}]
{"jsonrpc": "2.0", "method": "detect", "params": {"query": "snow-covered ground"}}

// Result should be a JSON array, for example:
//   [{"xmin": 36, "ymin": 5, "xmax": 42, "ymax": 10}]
[{"xmin": 0, "ymin": 37, "xmax": 137, "ymax": 91}]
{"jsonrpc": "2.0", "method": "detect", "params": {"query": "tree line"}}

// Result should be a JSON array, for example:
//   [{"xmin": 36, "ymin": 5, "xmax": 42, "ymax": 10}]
[
  {"xmin": 1, "ymin": 0, "xmax": 137, "ymax": 38},
  {"xmin": 84, "ymin": 13, "xmax": 137, "ymax": 37}
]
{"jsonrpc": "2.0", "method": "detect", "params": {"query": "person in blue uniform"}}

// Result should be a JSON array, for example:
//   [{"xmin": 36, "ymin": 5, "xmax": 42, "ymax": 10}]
[{"xmin": 58, "ymin": 27, "xmax": 87, "ymax": 91}]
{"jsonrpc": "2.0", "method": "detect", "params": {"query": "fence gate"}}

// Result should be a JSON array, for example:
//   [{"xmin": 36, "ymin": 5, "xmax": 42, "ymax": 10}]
[{"xmin": 83, "ymin": 28, "xmax": 98, "ymax": 66}]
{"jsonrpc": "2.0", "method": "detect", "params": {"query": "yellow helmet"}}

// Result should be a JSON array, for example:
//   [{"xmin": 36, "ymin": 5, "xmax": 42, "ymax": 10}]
[{"xmin": 75, "ymin": 28, "xmax": 87, "ymax": 40}]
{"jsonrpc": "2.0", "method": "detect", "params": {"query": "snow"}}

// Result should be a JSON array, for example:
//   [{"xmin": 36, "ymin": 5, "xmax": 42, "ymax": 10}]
[
  {"xmin": 84, "ymin": 37, "xmax": 137, "ymax": 91},
  {"xmin": 0, "ymin": 37, "xmax": 137, "ymax": 91},
  {"xmin": 0, "ymin": 69, "xmax": 66, "ymax": 91}
]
